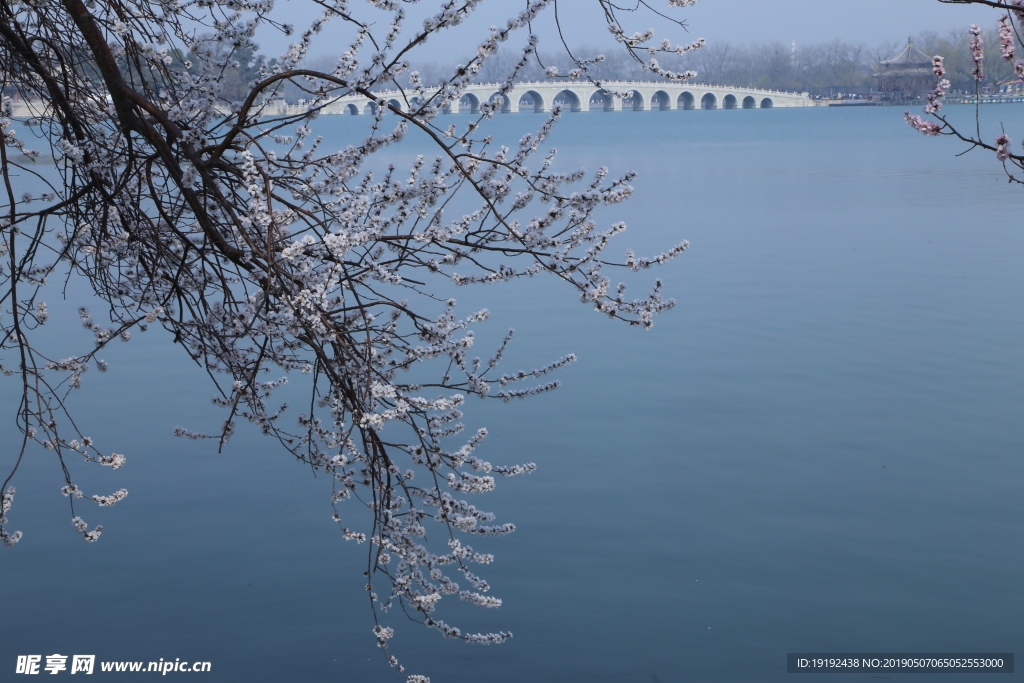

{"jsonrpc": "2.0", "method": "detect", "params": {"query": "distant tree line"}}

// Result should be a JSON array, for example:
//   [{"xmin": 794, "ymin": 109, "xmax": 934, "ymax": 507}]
[
  {"xmin": 913, "ymin": 27, "xmax": 1018, "ymax": 91},
  {"xmin": 19, "ymin": 24, "xmax": 1008, "ymax": 105},
  {"xmin": 294, "ymin": 23, "xmax": 1012, "ymax": 99},
  {"xmin": 270, "ymin": 23, "xmax": 1021, "ymax": 103}
]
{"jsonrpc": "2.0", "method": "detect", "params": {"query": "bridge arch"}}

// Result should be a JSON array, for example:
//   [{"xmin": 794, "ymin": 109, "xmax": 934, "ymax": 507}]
[
  {"xmin": 651, "ymin": 90, "xmax": 671, "ymax": 111},
  {"xmin": 364, "ymin": 101, "xmax": 379, "ymax": 115},
  {"xmin": 678, "ymin": 91, "xmax": 695, "ymax": 110},
  {"xmin": 387, "ymin": 98, "xmax": 402, "ymax": 112},
  {"xmin": 742, "ymin": 95, "xmax": 756, "ymax": 109},
  {"xmin": 344, "ymin": 103, "xmax": 360, "ymax": 115},
  {"xmin": 760, "ymin": 97, "xmax": 774, "ymax": 108},
  {"xmin": 625, "ymin": 90, "xmax": 645, "ymax": 111},
  {"xmin": 723, "ymin": 94, "xmax": 738, "ymax": 109},
  {"xmin": 588, "ymin": 89, "xmax": 613, "ymax": 111},
  {"xmin": 701, "ymin": 92, "xmax": 717, "ymax": 110},
  {"xmin": 459, "ymin": 93, "xmax": 480, "ymax": 114},
  {"xmin": 518, "ymin": 90, "xmax": 545, "ymax": 113},
  {"xmin": 552, "ymin": 89, "xmax": 582, "ymax": 112}
]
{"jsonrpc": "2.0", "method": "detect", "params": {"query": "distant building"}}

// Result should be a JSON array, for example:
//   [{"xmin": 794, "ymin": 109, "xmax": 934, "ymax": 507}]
[
  {"xmin": 874, "ymin": 38, "xmax": 934, "ymax": 100},
  {"xmin": 998, "ymin": 79, "xmax": 1024, "ymax": 96}
]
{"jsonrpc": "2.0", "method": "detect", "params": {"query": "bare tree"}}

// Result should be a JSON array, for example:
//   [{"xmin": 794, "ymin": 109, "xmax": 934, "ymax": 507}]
[{"xmin": 0, "ymin": 0, "xmax": 698, "ymax": 679}]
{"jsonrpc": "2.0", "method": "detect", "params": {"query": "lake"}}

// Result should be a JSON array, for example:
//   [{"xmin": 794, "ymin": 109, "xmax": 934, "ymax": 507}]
[{"xmin": 2, "ymin": 104, "xmax": 1022, "ymax": 681}]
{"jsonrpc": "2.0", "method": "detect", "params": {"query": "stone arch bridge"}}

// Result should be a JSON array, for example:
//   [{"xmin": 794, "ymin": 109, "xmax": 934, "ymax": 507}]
[{"xmin": 266, "ymin": 81, "xmax": 812, "ymax": 116}]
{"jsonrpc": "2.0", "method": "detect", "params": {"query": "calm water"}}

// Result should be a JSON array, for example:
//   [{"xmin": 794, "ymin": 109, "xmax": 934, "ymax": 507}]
[{"xmin": 3, "ymin": 105, "xmax": 1022, "ymax": 681}]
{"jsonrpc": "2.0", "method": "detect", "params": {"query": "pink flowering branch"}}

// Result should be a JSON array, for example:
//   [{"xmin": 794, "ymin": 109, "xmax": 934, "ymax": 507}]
[
  {"xmin": 969, "ymin": 24, "xmax": 986, "ymax": 80},
  {"xmin": 909, "ymin": 3, "xmax": 1024, "ymax": 177}
]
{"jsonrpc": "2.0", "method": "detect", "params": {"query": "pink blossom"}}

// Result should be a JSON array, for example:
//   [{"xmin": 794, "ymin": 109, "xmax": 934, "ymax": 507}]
[
  {"xmin": 905, "ymin": 112, "xmax": 941, "ymax": 136},
  {"xmin": 924, "ymin": 79, "xmax": 950, "ymax": 114},
  {"xmin": 999, "ymin": 15, "xmax": 1016, "ymax": 61},
  {"xmin": 969, "ymin": 24, "xmax": 985, "ymax": 81},
  {"xmin": 995, "ymin": 133, "xmax": 1011, "ymax": 161}
]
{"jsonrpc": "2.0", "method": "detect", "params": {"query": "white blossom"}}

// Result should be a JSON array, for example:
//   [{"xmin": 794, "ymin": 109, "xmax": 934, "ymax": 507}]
[{"xmin": 0, "ymin": 0, "xmax": 692, "ymax": 678}]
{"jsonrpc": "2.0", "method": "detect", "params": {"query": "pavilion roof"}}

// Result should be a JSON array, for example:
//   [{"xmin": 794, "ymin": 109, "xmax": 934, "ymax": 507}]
[{"xmin": 880, "ymin": 38, "xmax": 933, "ymax": 69}]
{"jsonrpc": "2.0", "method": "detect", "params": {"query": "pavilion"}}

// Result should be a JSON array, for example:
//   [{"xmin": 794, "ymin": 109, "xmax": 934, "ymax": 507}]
[{"xmin": 874, "ymin": 38, "xmax": 934, "ymax": 100}]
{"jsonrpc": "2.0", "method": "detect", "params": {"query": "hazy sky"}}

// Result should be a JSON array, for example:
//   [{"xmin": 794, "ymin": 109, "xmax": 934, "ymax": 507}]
[
  {"xmin": 258, "ymin": 0, "xmax": 997, "ymax": 61},
  {"xmin": 686, "ymin": 0, "xmax": 992, "ymax": 46}
]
